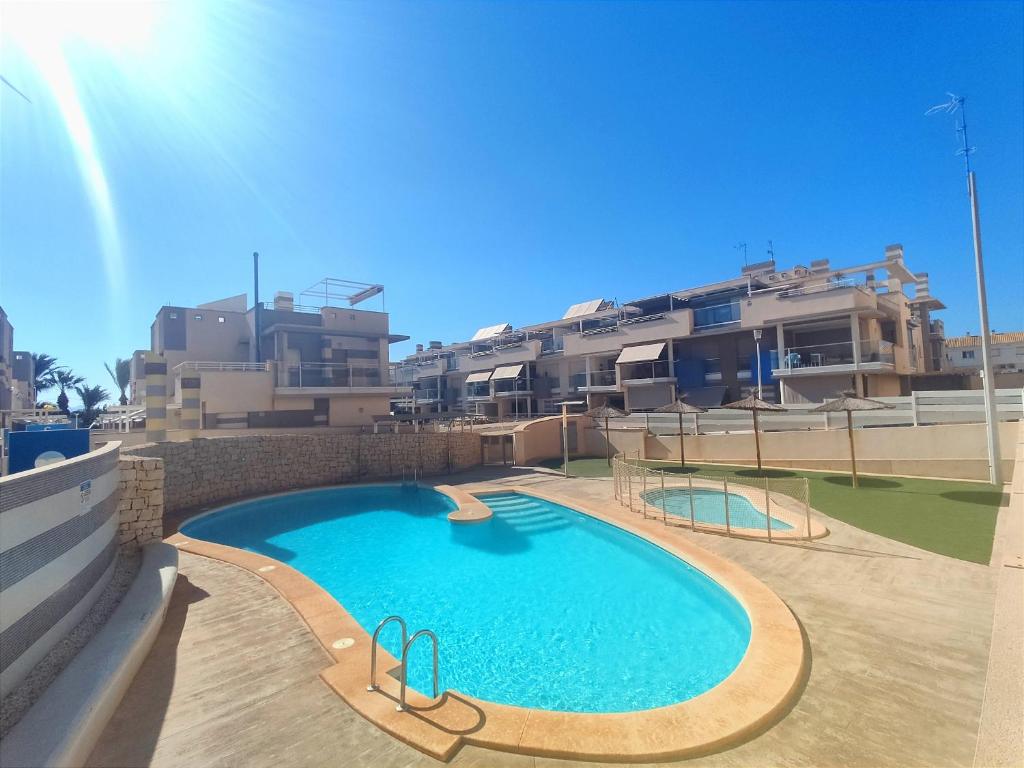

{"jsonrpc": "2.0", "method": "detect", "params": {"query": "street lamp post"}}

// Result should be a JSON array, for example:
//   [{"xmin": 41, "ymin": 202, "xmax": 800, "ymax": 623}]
[{"xmin": 753, "ymin": 329, "xmax": 763, "ymax": 401}]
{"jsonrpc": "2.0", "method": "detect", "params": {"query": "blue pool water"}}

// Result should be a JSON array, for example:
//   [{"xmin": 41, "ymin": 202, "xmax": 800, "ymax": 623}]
[
  {"xmin": 642, "ymin": 487, "xmax": 794, "ymax": 531},
  {"xmin": 181, "ymin": 486, "xmax": 751, "ymax": 713}
]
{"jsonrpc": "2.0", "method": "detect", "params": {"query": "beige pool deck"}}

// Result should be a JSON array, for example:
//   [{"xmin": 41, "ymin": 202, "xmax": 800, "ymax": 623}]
[{"xmin": 88, "ymin": 466, "xmax": 1012, "ymax": 768}]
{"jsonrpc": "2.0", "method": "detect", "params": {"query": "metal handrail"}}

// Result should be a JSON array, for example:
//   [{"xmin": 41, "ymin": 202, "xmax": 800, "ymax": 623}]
[
  {"xmin": 367, "ymin": 615, "xmax": 408, "ymax": 692},
  {"xmin": 397, "ymin": 629, "xmax": 441, "ymax": 712}
]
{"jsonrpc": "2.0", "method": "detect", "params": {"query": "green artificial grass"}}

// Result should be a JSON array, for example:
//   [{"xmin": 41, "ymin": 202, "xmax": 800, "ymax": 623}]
[{"xmin": 537, "ymin": 456, "xmax": 1005, "ymax": 564}]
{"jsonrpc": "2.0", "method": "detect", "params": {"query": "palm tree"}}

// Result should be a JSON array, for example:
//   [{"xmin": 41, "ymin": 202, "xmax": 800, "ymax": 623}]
[
  {"xmin": 105, "ymin": 358, "xmax": 131, "ymax": 405},
  {"xmin": 54, "ymin": 369, "xmax": 85, "ymax": 414},
  {"xmin": 75, "ymin": 384, "xmax": 110, "ymax": 426},
  {"xmin": 31, "ymin": 353, "xmax": 60, "ymax": 395}
]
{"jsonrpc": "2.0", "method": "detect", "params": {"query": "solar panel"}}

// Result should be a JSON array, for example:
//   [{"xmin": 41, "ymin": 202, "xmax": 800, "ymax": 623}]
[
  {"xmin": 562, "ymin": 299, "xmax": 605, "ymax": 319},
  {"xmin": 471, "ymin": 323, "xmax": 511, "ymax": 341}
]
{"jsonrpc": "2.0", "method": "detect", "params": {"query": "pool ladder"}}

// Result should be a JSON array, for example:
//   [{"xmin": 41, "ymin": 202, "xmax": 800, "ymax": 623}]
[{"xmin": 367, "ymin": 615, "xmax": 442, "ymax": 712}]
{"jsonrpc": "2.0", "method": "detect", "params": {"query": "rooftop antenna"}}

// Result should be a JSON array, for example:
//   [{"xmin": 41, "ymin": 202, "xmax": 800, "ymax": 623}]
[
  {"xmin": 926, "ymin": 93, "xmax": 999, "ymax": 485},
  {"xmin": 767, "ymin": 240, "xmax": 775, "ymax": 260},
  {"xmin": 926, "ymin": 93, "xmax": 974, "ymax": 174},
  {"xmin": 734, "ymin": 242, "xmax": 748, "ymax": 266}
]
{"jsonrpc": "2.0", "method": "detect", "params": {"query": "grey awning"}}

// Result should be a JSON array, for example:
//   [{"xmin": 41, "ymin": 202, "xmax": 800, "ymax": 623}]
[
  {"xmin": 615, "ymin": 342, "xmax": 666, "ymax": 365},
  {"xmin": 491, "ymin": 364, "xmax": 524, "ymax": 380},
  {"xmin": 464, "ymin": 370, "xmax": 493, "ymax": 383}
]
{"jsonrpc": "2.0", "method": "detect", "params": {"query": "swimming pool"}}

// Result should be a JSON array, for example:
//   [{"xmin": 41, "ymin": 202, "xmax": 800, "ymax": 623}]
[
  {"xmin": 642, "ymin": 487, "xmax": 794, "ymax": 531},
  {"xmin": 181, "ymin": 485, "xmax": 751, "ymax": 713}
]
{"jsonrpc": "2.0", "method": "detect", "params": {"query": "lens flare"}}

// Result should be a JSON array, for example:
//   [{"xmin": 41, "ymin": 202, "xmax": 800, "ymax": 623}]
[{"xmin": 2, "ymin": 1, "xmax": 164, "ymax": 294}]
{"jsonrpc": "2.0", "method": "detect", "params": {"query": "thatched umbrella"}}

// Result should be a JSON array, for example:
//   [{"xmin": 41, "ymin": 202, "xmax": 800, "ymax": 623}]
[
  {"xmin": 584, "ymin": 404, "xmax": 626, "ymax": 466},
  {"xmin": 654, "ymin": 398, "xmax": 706, "ymax": 469},
  {"xmin": 722, "ymin": 394, "xmax": 786, "ymax": 472},
  {"xmin": 811, "ymin": 394, "xmax": 893, "ymax": 487}
]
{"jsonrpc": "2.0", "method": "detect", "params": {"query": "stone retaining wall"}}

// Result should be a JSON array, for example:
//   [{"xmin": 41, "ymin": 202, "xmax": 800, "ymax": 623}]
[
  {"xmin": 124, "ymin": 431, "xmax": 482, "ymax": 515},
  {"xmin": 117, "ymin": 456, "xmax": 165, "ymax": 549}
]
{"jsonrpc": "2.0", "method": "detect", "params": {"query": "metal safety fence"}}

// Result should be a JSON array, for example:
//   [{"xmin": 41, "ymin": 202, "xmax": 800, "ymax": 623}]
[{"xmin": 611, "ymin": 455, "xmax": 813, "ymax": 542}]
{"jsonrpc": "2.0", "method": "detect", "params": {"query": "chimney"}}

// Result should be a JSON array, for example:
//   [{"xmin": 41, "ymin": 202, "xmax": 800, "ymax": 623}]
[
  {"xmin": 416, "ymin": 343, "xmax": 424, "ymax": 353},
  {"xmin": 884, "ymin": 243, "xmax": 904, "ymax": 261},
  {"xmin": 274, "ymin": 291, "xmax": 294, "ymax": 311}
]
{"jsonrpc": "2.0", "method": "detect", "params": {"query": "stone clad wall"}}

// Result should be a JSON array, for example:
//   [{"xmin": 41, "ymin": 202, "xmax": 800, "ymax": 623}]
[
  {"xmin": 117, "ymin": 456, "xmax": 165, "ymax": 549},
  {"xmin": 125, "ymin": 431, "xmax": 482, "ymax": 515}
]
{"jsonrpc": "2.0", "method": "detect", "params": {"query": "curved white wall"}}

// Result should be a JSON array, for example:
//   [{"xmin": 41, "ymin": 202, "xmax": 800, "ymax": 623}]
[{"xmin": 0, "ymin": 441, "xmax": 122, "ymax": 697}]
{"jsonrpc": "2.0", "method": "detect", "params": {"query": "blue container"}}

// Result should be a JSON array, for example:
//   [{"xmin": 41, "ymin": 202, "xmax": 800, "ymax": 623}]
[{"xmin": 7, "ymin": 429, "xmax": 91, "ymax": 474}]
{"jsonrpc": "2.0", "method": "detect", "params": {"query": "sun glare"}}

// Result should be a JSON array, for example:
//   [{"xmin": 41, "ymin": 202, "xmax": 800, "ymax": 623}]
[
  {"xmin": 0, "ymin": 1, "xmax": 170, "ymax": 298},
  {"xmin": 2, "ymin": 0, "xmax": 163, "ymax": 53}
]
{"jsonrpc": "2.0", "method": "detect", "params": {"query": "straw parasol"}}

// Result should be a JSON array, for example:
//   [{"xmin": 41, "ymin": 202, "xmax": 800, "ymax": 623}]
[
  {"xmin": 584, "ymin": 404, "xmax": 626, "ymax": 466},
  {"xmin": 811, "ymin": 394, "xmax": 893, "ymax": 487},
  {"xmin": 654, "ymin": 397, "xmax": 706, "ymax": 469},
  {"xmin": 722, "ymin": 394, "xmax": 786, "ymax": 472}
]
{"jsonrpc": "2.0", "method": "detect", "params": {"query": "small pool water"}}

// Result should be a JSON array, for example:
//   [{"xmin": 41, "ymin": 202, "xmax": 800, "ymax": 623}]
[
  {"xmin": 182, "ymin": 485, "xmax": 751, "ymax": 713},
  {"xmin": 642, "ymin": 487, "xmax": 794, "ymax": 531}
]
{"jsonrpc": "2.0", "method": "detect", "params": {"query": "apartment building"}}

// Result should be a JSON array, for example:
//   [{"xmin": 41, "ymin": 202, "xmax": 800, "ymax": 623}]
[
  {"xmin": 133, "ymin": 279, "xmax": 411, "ymax": 430},
  {"xmin": 0, "ymin": 306, "xmax": 36, "ymax": 423},
  {"xmin": 944, "ymin": 332, "xmax": 1024, "ymax": 377},
  {"xmin": 391, "ymin": 244, "xmax": 941, "ymax": 416}
]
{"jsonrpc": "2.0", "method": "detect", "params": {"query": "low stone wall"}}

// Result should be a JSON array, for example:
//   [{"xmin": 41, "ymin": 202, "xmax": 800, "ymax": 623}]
[
  {"xmin": 117, "ymin": 457, "xmax": 165, "ymax": 549},
  {"xmin": 125, "ymin": 431, "xmax": 482, "ymax": 515}
]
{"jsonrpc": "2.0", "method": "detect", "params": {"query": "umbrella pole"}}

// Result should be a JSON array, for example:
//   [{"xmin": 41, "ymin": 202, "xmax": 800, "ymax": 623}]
[
  {"xmin": 678, "ymin": 413, "xmax": 685, "ymax": 469},
  {"xmin": 605, "ymin": 415, "xmax": 611, "ymax": 466},
  {"xmin": 753, "ymin": 409, "xmax": 763, "ymax": 472},
  {"xmin": 847, "ymin": 409, "xmax": 858, "ymax": 488}
]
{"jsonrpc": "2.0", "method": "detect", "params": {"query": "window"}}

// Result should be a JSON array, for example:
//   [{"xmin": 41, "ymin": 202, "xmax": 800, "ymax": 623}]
[
  {"xmin": 961, "ymin": 350, "xmax": 975, "ymax": 360},
  {"xmin": 217, "ymin": 316, "xmax": 226, "ymax": 323},
  {"xmin": 194, "ymin": 313, "xmax": 203, "ymax": 321}
]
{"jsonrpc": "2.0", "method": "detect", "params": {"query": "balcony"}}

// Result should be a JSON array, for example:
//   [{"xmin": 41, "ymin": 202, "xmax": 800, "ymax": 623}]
[
  {"xmin": 410, "ymin": 388, "xmax": 441, "ymax": 402},
  {"xmin": 493, "ymin": 379, "xmax": 532, "ymax": 397},
  {"xmin": 742, "ymin": 282, "xmax": 878, "ymax": 327},
  {"xmin": 464, "ymin": 384, "xmax": 493, "ymax": 402},
  {"xmin": 459, "ymin": 339, "xmax": 542, "ymax": 373},
  {"xmin": 562, "ymin": 309, "xmax": 693, "ymax": 356},
  {"xmin": 692, "ymin": 301, "xmax": 741, "ymax": 331},
  {"xmin": 774, "ymin": 340, "xmax": 895, "ymax": 376},
  {"xmin": 620, "ymin": 360, "xmax": 675, "ymax": 386},
  {"xmin": 274, "ymin": 362, "xmax": 409, "ymax": 395},
  {"xmin": 569, "ymin": 369, "xmax": 619, "ymax": 393}
]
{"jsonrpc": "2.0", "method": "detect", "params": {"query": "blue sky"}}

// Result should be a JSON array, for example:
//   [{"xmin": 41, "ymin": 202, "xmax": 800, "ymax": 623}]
[{"xmin": 1, "ymin": 0, "xmax": 1022, "ymax": 406}]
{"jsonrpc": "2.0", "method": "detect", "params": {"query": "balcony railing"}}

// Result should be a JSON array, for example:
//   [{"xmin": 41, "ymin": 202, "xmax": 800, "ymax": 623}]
[
  {"xmin": 465, "ymin": 384, "xmax": 492, "ymax": 399},
  {"xmin": 620, "ymin": 360, "xmax": 673, "ymax": 381},
  {"xmin": 778, "ymin": 340, "xmax": 895, "ymax": 371},
  {"xmin": 411, "ymin": 389, "xmax": 440, "ymax": 401},
  {"xmin": 493, "ymin": 379, "xmax": 531, "ymax": 395},
  {"xmin": 276, "ymin": 362, "xmax": 384, "ymax": 388},
  {"xmin": 174, "ymin": 361, "xmax": 270, "ymax": 373},
  {"xmin": 540, "ymin": 337, "xmax": 564, "ymax": 355},
  {"xmin": 692, "ymin": 301, "xmax": 741, "ymax": 329},
  {"xmin": 569, "ymin": 369, "xmax": 618, "ymax": 391}
]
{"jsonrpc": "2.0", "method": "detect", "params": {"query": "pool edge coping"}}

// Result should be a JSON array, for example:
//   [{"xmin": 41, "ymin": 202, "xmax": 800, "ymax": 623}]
[{"xmin": 166, "ymin": 481, "xmax": 808, "ymax": 764}]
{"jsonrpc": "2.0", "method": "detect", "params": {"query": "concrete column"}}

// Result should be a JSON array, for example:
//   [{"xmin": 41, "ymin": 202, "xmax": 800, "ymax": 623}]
[
  {"xmin": 667, "ymin": 340, "xmax": 676, "ymax": 400},
  {"xmin": 179, "ymin": 374, "xmax": 201, "ymax": 435},
  {"xmin": 851, "ymin": 314, "xmax": 862, "ymax": 366},
  {"xmin": 144, "ymin": 352, "xmax": 167, "ymax": 443}
]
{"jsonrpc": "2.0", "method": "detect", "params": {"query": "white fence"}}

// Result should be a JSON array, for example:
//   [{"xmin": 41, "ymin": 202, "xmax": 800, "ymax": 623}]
[{"xmin": 616, "ymin": 388, "xmax": 1024, "ymax": 435}]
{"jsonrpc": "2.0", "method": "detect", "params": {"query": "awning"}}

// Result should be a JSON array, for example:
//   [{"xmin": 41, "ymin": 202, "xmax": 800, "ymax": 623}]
[
  {"xmin": 491, "ymin": 364, "xmax": 524, "ymax": 380},
  {"xmin": 465, "ymin": 370, "xmax": 493, "ymax": 383},
  {"xmin": 616, "ymin": 342, "xmax": 666, "ymax": 365}
]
